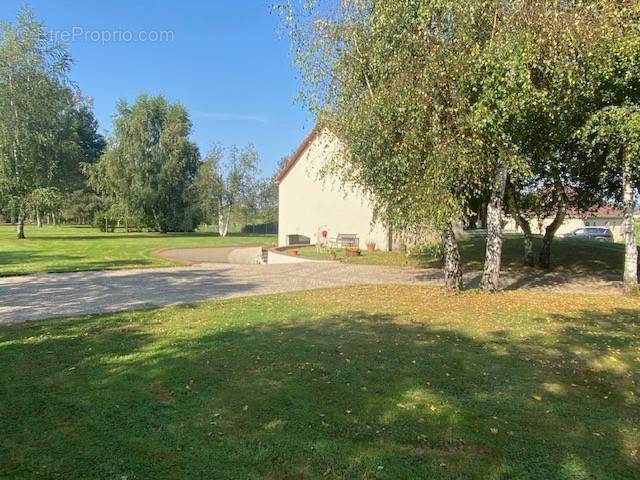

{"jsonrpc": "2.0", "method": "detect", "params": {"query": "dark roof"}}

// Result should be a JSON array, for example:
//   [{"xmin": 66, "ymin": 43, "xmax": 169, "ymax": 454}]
[
  {"xmin": 274, "ymin": 128, "xmax": 318, "ymax": 185},
  {"xmin": 586, "ymin": 205, "xmax": 625, "ymax": 218}
]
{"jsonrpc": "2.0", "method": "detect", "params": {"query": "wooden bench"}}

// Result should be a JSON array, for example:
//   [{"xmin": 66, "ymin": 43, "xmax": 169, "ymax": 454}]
[{"xmin": 329, "ymin": 233, "xmax": 359, "ymax": 248}]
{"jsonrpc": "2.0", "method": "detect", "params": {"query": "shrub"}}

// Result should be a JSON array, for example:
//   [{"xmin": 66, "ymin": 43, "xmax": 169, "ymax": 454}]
[
  {"xmin": 407, "ymin": 242, "xmax": 443, "ymax": 259},
  {"xmin": 93, "ymin": 212, "xmax": 117, "ymax": 232}
]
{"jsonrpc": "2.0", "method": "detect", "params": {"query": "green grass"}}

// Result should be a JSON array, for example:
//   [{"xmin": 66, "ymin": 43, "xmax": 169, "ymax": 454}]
[
  {"xmin": 0, "ymin": 224, "xmax": 276, "ymax": 276},
  {"xmin": 0, "ymin": 286, "xmax": 638, "ymax": 479},
  {"xmin": 300, "ymin": 235, "xmax": 628, "ymax": 276}
]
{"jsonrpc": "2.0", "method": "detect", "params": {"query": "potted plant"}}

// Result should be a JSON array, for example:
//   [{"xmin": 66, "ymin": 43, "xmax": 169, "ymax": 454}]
[
  {"xmin": 345, "ymin": 246, "xmax": 361, "ymax": 257},
  {"xmin": 366, "ymin": 240, "xmax": 376, "ymax": 253},
  {"xmin": 329, "ymin": 250, "xmax": 337, "ymax": 261}
]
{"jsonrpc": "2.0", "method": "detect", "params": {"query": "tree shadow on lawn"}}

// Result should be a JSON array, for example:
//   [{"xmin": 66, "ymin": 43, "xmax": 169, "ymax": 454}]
[
  {"xmin": 458, "ymin": 236, "xmax": 625, "ymax": 277},
  {"xmin": 0, "ymin": 252, "xmax": 159, "ymax": 277},
  {"xmin": 0, "ymin": 267, "xmax": 261, "ymax": 322},
  {"xmin": 0, "ymin": 306, "xmax": 638, "ymax": 479},
  {"xmin": 0, "ymin": 251, "xmax": 82, "ymax": 266}
]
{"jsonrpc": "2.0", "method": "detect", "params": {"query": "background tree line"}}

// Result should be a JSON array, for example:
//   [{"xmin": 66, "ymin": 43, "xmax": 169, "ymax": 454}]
[
  {"xmin": 282, "ymin": 0, "xmax": 640, "ymax": 291},
  {"xmin": 0, "ymin": 8, "xmax": 277, "ymax": 239}
]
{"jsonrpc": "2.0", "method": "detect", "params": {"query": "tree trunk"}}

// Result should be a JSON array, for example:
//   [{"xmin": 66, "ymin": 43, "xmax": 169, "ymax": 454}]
[
  {"xmin": 481, "ymin": 162, "xmax": 508, "ymax": 292},
  {"xmin": 514, "ymin": 218, "xmax": 534, "ymax": 267},
  {"xmin": 36, "ymin": 210, "xmax": 42, "ymax": 228},
  {"xmin": 522, "ymin": 229, "xmax": 534, "ymax": 267},
  {"xmin": 622, "ymin": 162, "xmax": 638, "ymax": 291},
  {"xmin": 539, "ymin": 172, "xmax": 567, "ymax": 269},
  {"xmin": 218, "ymin": 211, "xmax": 227, "ymax": 237},
  {"xmin": 442, "ymin": 222, "xmax": 463, "ymax": 292},
  {"xmin": 16, "ymin": 212, "xmax": 25, "ymax": 239},
  {"xmin": 507, "ymin": 188, "xmax": 534, "ymax": 267}
]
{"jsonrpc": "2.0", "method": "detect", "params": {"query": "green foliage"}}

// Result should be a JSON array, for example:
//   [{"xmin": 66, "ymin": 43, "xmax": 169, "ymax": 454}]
[
  {"xmin": 28, "ymin": 187, "xmax": 61, "ymax": 215},
  {"xmin": 60, "ymin": 190, "xmax": 106, "ymax": 224},
  {"xmin": 282, "ymin": 1, "xmax": 536, "ymax": 234},
  {"xmin": 92, "ymin": 94, "xmax": 201, "ymax": 233},
  {"xmin": 579, "ymin": 106, "xmax": 640, "ymax": 198},
  {"xmin": 0, "ymin": 9, "xmax": 71, "ymax": 217},
  {"xmin": 0, "ymin": 9, "xmax": 105, "ymax": 236},
  {"xmin": 283, "ymin": 1, "xmax": 640, "ymax": 281},
  {"xmin": 195, "ymin": 144, "xmax": 265, "ymax": 236},
  {"xmin": 92, "ymin": 212, "xmax": 116, "ymax": 232},
  {"xmin": 407, "ymin": 242, "xmax": 443, "ymax": 259}
]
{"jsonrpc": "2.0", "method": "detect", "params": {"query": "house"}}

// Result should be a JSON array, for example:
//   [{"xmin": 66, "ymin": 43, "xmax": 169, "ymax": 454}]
[{"xmin": 275, "ymin": 129, "xmax": 391, "ymax": 250}]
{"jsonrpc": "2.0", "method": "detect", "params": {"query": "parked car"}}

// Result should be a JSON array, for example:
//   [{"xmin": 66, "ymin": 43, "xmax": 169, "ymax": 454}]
[{"xmin": 562, "ymin": 227, "xmax": 614, "ymax": 242}]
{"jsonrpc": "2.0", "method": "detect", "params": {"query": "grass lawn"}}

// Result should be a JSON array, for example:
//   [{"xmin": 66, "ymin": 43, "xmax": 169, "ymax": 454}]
[
  {"xmin": 1, "ymin": 286, "xmax": 638, "ymax": 479},
  {"xmin": 299, "ymin": 235, "xmax": 630, "ymax": 276},
  {"xmin": 0, "ymin": 224, "xmax": 276, "ymax": 276}
]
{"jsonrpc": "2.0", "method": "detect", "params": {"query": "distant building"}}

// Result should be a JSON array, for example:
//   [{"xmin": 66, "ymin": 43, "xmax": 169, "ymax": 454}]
[{"xmin": 505, "ymin": 205, "xmax": 637, "ymax": 241}]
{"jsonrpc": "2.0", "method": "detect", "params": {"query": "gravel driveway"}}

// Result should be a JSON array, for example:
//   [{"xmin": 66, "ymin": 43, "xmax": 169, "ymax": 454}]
[
  {"xmin": 0, "ymin": 263, "xmax": 438, "ymax": 324},
  {"xmin": 0, "ymin": 261, "xmax": 622, "ymax": 324}
]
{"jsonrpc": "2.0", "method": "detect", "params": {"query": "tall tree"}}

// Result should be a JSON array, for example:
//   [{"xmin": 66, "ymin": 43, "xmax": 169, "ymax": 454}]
[
  {"xmin": 283, "ymin": 0, "xmax": 639, "ymax": 290},
  {"xmin": 281, "ymin": 0, "xmax": 515, "ymax": 291},
  {"xmin": 580, "ymin": 107, "xmax": 639, "ymax": 291},
  {"xmin": 92, "ymin": 94, "xmax": 201, "ymax": 232},
  {"xmin": 0, "ymin": 8, "xmax": 73, "ymax": 238},
  {"xmin": 195, "ymin": 144, "xmax": 259, "ymax": 236},
  {"xmin": 503, "ymin": 1, "xmax": 638, "ymax": 270}
]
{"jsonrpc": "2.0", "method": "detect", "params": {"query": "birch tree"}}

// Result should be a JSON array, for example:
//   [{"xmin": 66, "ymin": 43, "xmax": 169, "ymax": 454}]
[
  {"xmin": 280, "ymin": 0, "xmax": 502, "ymax": 292},
  {"xmin": 93, "ymin": 95, "xmax": 201, "ymax": 232},
  {"xmin": 0, "ymin": 8, "xmax": 73, "ymax": 238},
  {"xmin": 196, "ymin": 144, "xmax": 259, "ymax": 237},
  {"xmin": 580, "ymin": 107, "xmax": 640, "ymax": 291}
]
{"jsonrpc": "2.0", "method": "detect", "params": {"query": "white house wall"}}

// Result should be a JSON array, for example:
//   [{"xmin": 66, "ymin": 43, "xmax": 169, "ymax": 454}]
[{"xmin": 278, "ymin": 131, "xmax": 389, "ymax": 250}]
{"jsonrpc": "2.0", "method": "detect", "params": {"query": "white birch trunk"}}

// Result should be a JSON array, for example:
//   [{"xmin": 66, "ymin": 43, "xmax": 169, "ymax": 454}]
[
  {"xmin": 622, "ymin": 163, "xmax": 638, "ymax": 291},
  {"xmin": 481, "ymin": 162, "xmax": 508, "ymax": 292},
  {"xmin": 218, "ymin": 211, "xmax": 227, "ymax": 237},
  {"xmin": 442, "ymin": 222, "xmax": 463, "ymax": 292}
]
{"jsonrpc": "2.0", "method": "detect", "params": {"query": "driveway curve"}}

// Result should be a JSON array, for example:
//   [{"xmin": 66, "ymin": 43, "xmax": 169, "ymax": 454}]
[{"xmin": 0, "ymin": 263, "xmax": 437, "ymax": 324}]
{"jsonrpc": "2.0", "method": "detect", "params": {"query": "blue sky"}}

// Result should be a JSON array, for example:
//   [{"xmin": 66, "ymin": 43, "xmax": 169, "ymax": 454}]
[{"xmin": 0, "ymin": 0, "xmax": 313, "ymax": 176}]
